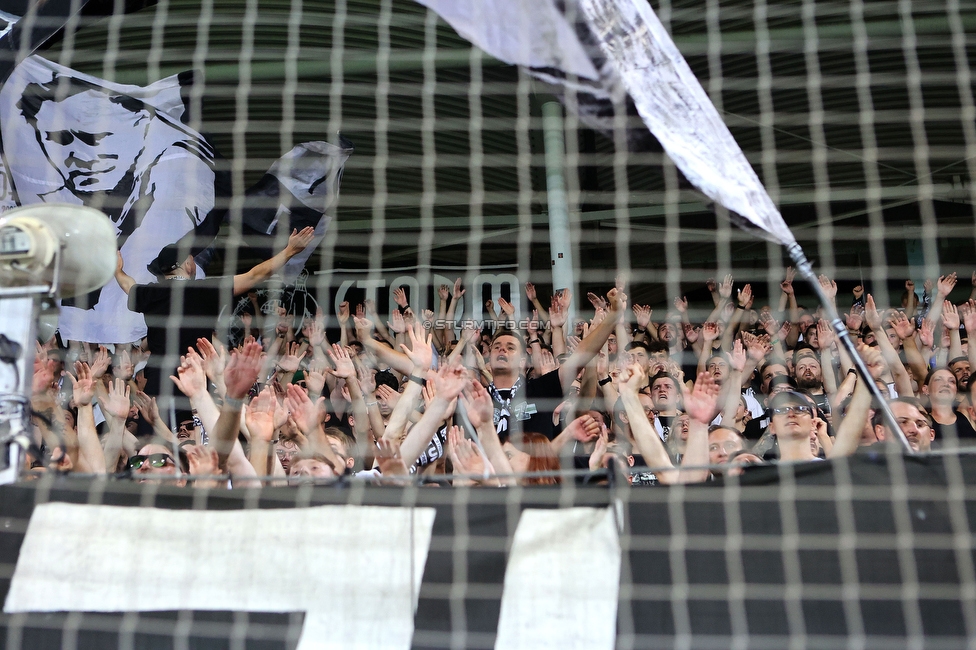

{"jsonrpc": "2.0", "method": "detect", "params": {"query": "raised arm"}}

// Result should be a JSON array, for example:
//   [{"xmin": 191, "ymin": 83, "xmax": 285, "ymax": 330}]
[
  {"xmin": 865, "ymin": 295, "xmax": 914, "ymax": 398},
  {"xmin": 233, "ymin": 227, "xmax": 315, "ymax": 295},
  {"xmin": 559, "ymin": 287, "xmax": 626, "ymax": 390},
  {"xmin": 67, "ymin": 362, "xmax": 107, "ymax": 474},
  {"xmin": 212, "ymin": 342, "xmax": 263, "ymax": 472},
  {"xmin": 114, "ymin": 251, "xmax": 137, "ymax": 296}
]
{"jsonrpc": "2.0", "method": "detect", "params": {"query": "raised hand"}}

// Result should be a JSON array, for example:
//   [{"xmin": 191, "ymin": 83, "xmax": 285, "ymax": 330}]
[
  {"xmin": 197, "ymin": 337, "xmax": 227, "ymax": 382},
  {"xmin": 719, "ymin": 274, "xmax": 734, "ymax": 299},
  {"xmin": 937, "ymin": 273, "xmax": 958, "ymax": 298},
  {"xmin": 245, "ymin": 386, "xmax": 277, "ymax": 444},
  {"xmin": 538, "ymin": 349, "xmax": 558, "ymax": 376},
  {"xmin": 887, "ymin": 310, "xmax": 915, "ymax": 340},
  {"xmin": 185, "ymin": 444, "xmax": 220, "ymax": 479},
  {"xmin": 587, "ymin": 292, "xmax": 607, "ymax": 311},
  {"xmin": 549, "ymin": 298, "xmax": 567, "ymax": 328},
  {"xmin": 682, "ymin": 323, "xmax": 700, "ymax": 344},
  {"xmin": 438, "ymin": 284, "xmax": 450, "ymax": 302},
  {"xmin": 101, "ymin": 378, "xmax": 131, "ymax": 420},
  {"xmin": 864, "ymin": 294, "xmax": 882, "ymax": 331},
  {"xmin": 131, "ymin": 390, "xmax": 160, "ymax": 424},
  {"xmin": 388, "ymin": 309, "xmax": 406, "ymax": 334},
  {"xmin": 278, "ymin": 341, "xmax": 304, "ymax": 373},
  {"xmin": 919, "ymin": 318, "xmax": 935, "ymax": 348},
  {"xmin": 942, "ymin": 300, "xmax": 961, "ymax": 330},
  {"xmin": 681, "ymin": 372, "xmax": 721, "ymax": 424},
  {"xmin": 633, "ymin": 304, "xmax": 652, "ymax": 329},
  {"xmin": 90, "ymin": 345, "xmax": 111, "ymax": 379},
  {"xmin": 497, "ymin": 297, "xmax": 515, "ymax": 317},
  {"xmin": 964, "ymin": 300, "xmax": 976, "ymax": 335},
  {"xmin": 485, "ymin": 299, "xmax": 496, "ymax": 317},
  {"xmin": 589, "ymin": 430, "xmax": 609, "ymax": 472},
  {"xmin": 285, "ymin": 226, "xmax": 315, "ymax": 255},
  {"xmin": 375, "ymin": 384, "xmax": 400, "ymax": 411},
  {"xmin": 285, "ymin": 383, "xmax": 324, "ymax": 435},
  {"xmin": 817, "ymin": 317, "xmax": 835, "ymax": 348},
  {"xmin": 353, "ymin": 314, "xmax": 374, "ymax": 341},
  {"xmin": 852, "ymin": 284, "xmax": 864, "ymax": 300},
  {"xmin": 224, "ymin": 342, "xmax": 263, "ymax": 400},
  {"xmin": 452, "ymin": 278, "xmax": 465, "ymax": 301},
  {"xmin": 68, "ymin": 362, "xmax": 96, "ymax": 406},
  {"xmin": 325, "ymin": 343, "xmax": 356, "ymax": 379},
  {"xmin": 431, "ymin": 363, "xmax": 467, "ymax": 403},
  {"xmin": 461, "ymin": 379, "xmax": 494, "ymax": 430},
  {"xmin": 736, "ymin": 283, "xmax": 753, "ymax": 308},
  {"xmin": 702, "ymin": 321, "xmax": 721, "ymax": 343},
  {"xmin": 729, "ymin": 339, "xmax": 746, "ymax": 372},
  {"xmin": 818, "ymin": 274, "xmax": 837, "ymax": 300},
  {"xmin": 392, "ymin": 286, "xmax": 408, "ymax": 309},
  {"xmin": 170, "ymin": 351, "xmax": 208, "ymax": 398},
  {"xmin": 304, "ymin": 359, "xmax": 328, "ymax": 396},
  {"xmin": 448, "ymin": 426, "xmax": 491, "ymax": 478},
  {"xmin": 743, "ymin": 331, "xmax": 772, "ymax": 361},
  {"xmin": 781, "ymin": 268, "xmax": 795, "ymax": 295},
  {"xmin": 673, "ymin": 296, "xmax": 688, "ymax": 313},
  {"xmin": 401, "ymin": 321, "xmax": 434, "ymax": 371},
  {"xmin": 375, "ymin": 438, "xmax": 408, "ymax": 476},
  {"xmin": 112, "ymin": 349, "xmax": 133, "ymax": 381},
  {"xmin": 524, "ymin": 282, "xmax": 537, "ymax": 302},
  {"xmin": 846, "ymin": 305, "xmax": 864, "ymax": 332}
]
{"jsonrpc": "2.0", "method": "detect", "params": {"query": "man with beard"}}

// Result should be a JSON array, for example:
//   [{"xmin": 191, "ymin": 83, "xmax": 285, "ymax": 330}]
[{"xmin": 793, "ymin": 347, "xmax": 829, "ymax": 416}]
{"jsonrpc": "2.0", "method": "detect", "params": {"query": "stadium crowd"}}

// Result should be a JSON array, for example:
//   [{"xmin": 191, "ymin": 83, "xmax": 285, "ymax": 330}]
[{"xmin": 24, "ymin": 237, "xmax": 976, "ymax": 487}]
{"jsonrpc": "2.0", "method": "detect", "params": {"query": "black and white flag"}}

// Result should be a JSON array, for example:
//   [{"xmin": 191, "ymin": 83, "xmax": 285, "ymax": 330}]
[{"xmin": 0, "ymin": 56, "xmax": 350, "ymax": 345}]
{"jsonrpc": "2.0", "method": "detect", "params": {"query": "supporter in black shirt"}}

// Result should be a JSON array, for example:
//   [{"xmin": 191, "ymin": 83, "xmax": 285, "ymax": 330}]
[
  {"xmin": 489, "ymin": 288, "xmax": 626, "ymax": 442},
  {"xmin": 113, "ymin": 227, "xmax": 314, "ymax": 397}
]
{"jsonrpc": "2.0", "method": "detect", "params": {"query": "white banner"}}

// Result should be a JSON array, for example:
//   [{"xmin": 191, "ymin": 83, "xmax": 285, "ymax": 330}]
[{"xmin": 5, "ymin": 502, "xmax": 436, "ymax": 650}]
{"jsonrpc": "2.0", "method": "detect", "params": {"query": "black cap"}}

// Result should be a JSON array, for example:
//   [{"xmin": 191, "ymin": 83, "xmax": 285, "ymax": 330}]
[{"xmin": 147, "ymin": 245, "xmax": 183, "ymax": 277}]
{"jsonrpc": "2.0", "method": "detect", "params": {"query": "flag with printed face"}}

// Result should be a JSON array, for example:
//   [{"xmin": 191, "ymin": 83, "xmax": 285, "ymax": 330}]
[{"xmin": 0, "ymin": 56, "xmax": 350, "ymax": 345}]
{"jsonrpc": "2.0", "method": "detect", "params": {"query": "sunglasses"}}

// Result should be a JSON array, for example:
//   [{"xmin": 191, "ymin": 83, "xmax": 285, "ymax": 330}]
[
  {"xmin": 127, "ymin": 453, "xmax": 174, "ymax": 471},
  {"xmin": 771, "ymin": 405, "xmax": 814, "ymax": 417},
  {"xmin": 177, "ymin": 421, "xmax": 196, "ymax": 432}
]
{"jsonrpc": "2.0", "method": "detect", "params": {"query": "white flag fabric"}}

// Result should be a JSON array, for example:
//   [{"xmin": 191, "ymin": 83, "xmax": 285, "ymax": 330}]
[
  {"xmin": 415, "ymin": 0, "xmax": 796, "ymax": 246},
  {"xmin": 0, "ymin": 57, "xmax": 351, "ymax": 346},
  {"xmin": 575, "ymin": 0, "xmax": 796, "ymax": 245},
  {"xmin": 0, "ymin": 55, "xmax": 216, "ymax": 344},
  {"xmin": 413, "ymin": 0, "xmax": 600, "ymax": 82}
]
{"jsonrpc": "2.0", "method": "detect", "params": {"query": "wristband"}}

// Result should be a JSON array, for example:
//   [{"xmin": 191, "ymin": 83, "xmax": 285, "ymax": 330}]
[
  {"xmin": 848, "ymin": 368, "xmax": 857, "ymax": 375},
  {"xmin": 528, "ymin": 338, "xmax": 541, "ymax": 346},
  {"xmin": 408, "ymin": 374, "xmax": 426, "ymax": 387},
  {"xmin": 223, "ymin": 396, "xmax": 244, "ymax": 409},
  {"xmin": 365, "ymin": 401, "xmax": 378, "ymax": 407},
  {"xmin": 598, "ymin": 376, "xmax": 613, "ymax": 386},
  {"xmin": 735, "ymin": 304, "xmax": 745, "ymax": 310},
  {"xmin": 634, "ymin": 327, "xmax": 646, "ymax": 334}
]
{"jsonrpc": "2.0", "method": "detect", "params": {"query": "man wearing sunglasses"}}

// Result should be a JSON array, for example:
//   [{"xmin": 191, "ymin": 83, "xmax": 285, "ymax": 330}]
[{"xmin": 128, "ymin": 443, "xmax": 187, "ymax": 485}]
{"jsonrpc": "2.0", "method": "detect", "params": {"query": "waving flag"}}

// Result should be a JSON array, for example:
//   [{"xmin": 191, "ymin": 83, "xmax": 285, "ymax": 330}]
[{"xmin": 415, "ymin": 0, "xmax": 797, "ymax": 246}]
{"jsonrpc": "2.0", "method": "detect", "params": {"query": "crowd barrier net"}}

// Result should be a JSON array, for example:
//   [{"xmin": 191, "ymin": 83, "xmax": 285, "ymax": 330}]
[{"xmin": 0, "ymin": 0, "xmax": 975, "ymax": 648}]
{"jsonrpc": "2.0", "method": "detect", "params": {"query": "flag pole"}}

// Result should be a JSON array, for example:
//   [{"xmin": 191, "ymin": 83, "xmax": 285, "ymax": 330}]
[{"xmin": 785, "ymin": 242, "xmax": 913, "ymax": 453}]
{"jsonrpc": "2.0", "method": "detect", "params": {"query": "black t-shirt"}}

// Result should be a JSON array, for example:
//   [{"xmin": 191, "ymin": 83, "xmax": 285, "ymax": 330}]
[
  {"xmin": 932, "ymin": 410, "xmax": 976, "ymax": 447},
  {"xmin": 129, "ymin": 280, "xmax": 226, "ymax": 394},
  {"xmin": 491, "ymin": 369, "xmax": 565, "ymax": 442}
]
